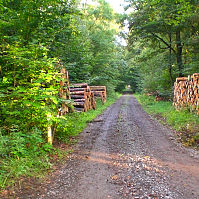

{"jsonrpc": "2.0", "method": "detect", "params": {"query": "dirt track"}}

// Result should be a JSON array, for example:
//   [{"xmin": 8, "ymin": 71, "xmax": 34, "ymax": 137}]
[{"xmin": 12, "ymin": 95, "xmax": 199, "ymax": 198}]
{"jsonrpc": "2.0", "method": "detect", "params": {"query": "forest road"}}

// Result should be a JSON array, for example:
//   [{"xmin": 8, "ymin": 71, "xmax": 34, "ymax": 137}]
[{"xmin": 19, "ymin": 95, "xmax": 199, "ymax": 199}]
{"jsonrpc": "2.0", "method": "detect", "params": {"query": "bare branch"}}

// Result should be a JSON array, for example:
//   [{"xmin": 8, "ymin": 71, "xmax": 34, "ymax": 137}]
[{"xmin": 151, "ymin": 33, "xmax": 176, "ymax": 54}]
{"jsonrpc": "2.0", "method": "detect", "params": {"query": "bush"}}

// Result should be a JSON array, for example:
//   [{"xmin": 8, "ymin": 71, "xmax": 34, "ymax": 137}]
[{"xmin": 0, "ymin": 128, "xmax": 52, "ymax": 159}]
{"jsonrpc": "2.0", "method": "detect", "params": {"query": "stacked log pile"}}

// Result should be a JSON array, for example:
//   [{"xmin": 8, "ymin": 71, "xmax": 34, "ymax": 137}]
[
  {"xmin": 90, "ymin": 86, "xmax": 107, "ymax": 104},
  {"xmin": 59, "ymin": 68, "xmax": 71, "ymax": 115},
  {"xmin": 48, "ymin": 68, "xmax": 71, "ymax": 144},
  {"xmin": 70, "ymin": 83, "xmax": 96, "ymax": 112},
  {"xmin": 173, "ymin": 73, "xmax": 199, "ymax": 114}
]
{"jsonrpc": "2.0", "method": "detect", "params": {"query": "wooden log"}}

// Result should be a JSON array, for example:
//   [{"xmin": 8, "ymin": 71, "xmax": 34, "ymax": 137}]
[
  {"xmin": 70, "ymin": 91, "xmax": 86, "ymax": 95},
  {"xmin": 193, "ymin": 73, "xmax": 199, "ymax": 77},
  {"xmin": 73, "ymin": 99, "xmax": 86, "ymax": 102},
  {"xmin": 70, "ymin": 88, "xmax": 86, "ymax": 92},
  {"xmin": 71, "ymin": 95, "xmax": 86, "ymax": 99},
  {"xmin": 74, "ymin": 107, "xmax": 84, "ymax": 112},
  {"xmin": 59, "ymin": 67, "xmax": 71, "ymax": 115},
  {"xmin": 176, "ymin": 77, "xmax": 188, "ymax": 83},
  {"xmin": 74, "ymin": 102, "xmax": 85, "ymax": 106},
  {"xmin": 90, "ymin": 88, "xmax": 105, "ymax": 91},
  {"xmin": 90, "ymin": 86, "xmax": 106, "ymax": 90},
  {"xmin": 69, "ymin": 84, "xmax": 96, "ymax": 112},
  {"xmin": 92, "ymin": 92, "xmax": 102, "ymax": 97},
  {"xmin": 70, "ymin": 83, "xmax": 88, "ymax": 88},
  {"xmin": 74, "ymin": 104, "xmax": 85, "ymax": 108},
  {"xmin": 173, "ymin": 73, "xmax": 199, "ymax": 112}
]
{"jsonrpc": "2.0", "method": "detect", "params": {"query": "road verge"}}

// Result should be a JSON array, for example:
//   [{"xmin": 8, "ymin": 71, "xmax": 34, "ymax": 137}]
[{"xmin": 134, "ymin": 94, "xmax": 199, "ymax": 148}]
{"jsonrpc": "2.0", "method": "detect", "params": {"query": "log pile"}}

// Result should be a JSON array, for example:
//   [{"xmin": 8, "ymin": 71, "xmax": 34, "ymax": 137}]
[
  {"xmin": 173, "ymin": 73, "xmax": 199, "ymax": 114},
  {"xmin": 48, "ymin": 67, "xmax": 71, "ymax": 144},
  {"xmin": 70, "ymin": 83, "xmax": 96, "ymax": 112},
  {"xmin": 90, "ymin": 86, "xmax": 107, "ymax": 104},
  {"xmin": 59, "ymin": 68, "xmax": 71, "ymax": 115}
]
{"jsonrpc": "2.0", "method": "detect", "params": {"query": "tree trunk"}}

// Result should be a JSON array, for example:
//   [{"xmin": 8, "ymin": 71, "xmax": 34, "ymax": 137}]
[
  {"xmin": 169, "ymin": 32, "xmax": 174, "ymax": 84},
  {"xmin": 176, "ymin": 29, "xmax": 183, "ymax": 77}
]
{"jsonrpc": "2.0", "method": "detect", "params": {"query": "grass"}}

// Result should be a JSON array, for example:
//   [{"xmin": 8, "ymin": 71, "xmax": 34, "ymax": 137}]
[
  {"xmin": 0, "ymin": 155, "xmax": 51, "ymax": 188},
  {"xmin": 0, "ymin": 93, "xmax": 121, "ymax": 193},
  {"xmin": 134, "ymin": 93, "xmax": 199, "ymax": 147}
]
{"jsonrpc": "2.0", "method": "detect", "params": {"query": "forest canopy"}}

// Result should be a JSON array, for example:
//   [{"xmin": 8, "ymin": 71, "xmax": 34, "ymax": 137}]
[
  {"xmin": 0, "ymin": 0, "xmax": 127, "ymax": 136},
  {"xmin": 124, "ymin": 0, "xmax": 199, "ymax": 96}
]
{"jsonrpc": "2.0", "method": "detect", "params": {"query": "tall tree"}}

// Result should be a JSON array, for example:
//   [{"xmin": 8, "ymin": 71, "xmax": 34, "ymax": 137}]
[{"xmin": 125, "ymin": 0, "xmax": 199, "ymax": 95}]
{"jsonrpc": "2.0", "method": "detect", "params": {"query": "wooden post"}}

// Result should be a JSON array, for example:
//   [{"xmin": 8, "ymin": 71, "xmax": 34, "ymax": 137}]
[{"xmin": 47, "ymin": 114, "xmax": 53, "ymax": 144}]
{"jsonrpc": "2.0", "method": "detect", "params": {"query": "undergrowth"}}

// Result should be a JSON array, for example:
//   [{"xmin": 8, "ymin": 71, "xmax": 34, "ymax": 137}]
[
  {"xmin": 0, "ymin": 93, "xmax": 120, "ymax": 191},
  {"xmin": 134, "ymin": 94, "xmax": 199, "ymax": 147},
  {"xmin": 0, "ymin": 128, "xmax": 54, "ymax": 190}
]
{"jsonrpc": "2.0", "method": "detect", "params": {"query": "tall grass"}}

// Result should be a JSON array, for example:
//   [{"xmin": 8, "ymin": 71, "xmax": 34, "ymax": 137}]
[{"xmin": 134, "ymin": 94, "xmax": 199, "ymax": 129}]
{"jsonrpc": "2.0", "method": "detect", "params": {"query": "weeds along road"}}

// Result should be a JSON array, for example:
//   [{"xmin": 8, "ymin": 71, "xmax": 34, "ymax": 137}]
[{"xmin": 20, "ymin": 95, "xmax": 199, "ymax": 199}]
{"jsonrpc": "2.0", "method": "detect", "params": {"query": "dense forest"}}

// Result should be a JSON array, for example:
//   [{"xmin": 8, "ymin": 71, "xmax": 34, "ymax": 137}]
[
  {"xmin": 0, "ymin": 0, "xmax": 198, "ymax": 190},
  {"xmin": 0, "ymin": 0, "xmax": 125, "ymax": 145},
  {"xmin": 125, "ymin": 0, "xmax": 199, "ymax": 96}
]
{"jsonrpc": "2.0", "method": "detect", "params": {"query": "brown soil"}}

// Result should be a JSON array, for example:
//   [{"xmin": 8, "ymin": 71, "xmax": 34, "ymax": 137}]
[{"xmin": 3, "ymin": 95, "xmax": 199, "ymax": 199}]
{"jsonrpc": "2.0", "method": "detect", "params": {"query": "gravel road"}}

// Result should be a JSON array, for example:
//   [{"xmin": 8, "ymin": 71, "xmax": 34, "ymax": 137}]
[{"xmin": 11, "ymin": 95, "xmax": 199, "ymax": 199}]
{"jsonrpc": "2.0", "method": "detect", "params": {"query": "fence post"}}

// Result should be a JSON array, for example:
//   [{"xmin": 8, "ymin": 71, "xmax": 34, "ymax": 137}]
[{"xmin": 47, "ymin": 114, "xmax": 53, "ymax": 144}]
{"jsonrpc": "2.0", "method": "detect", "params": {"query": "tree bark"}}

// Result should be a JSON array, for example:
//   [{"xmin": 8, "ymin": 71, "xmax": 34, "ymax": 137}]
[
  {"xmin": 168, "ymin": 32, "xmax": 174, "ymax": 84},
  {"xmin": 176, "ymin": 29, "xmax": 183, "ymax": 77}
]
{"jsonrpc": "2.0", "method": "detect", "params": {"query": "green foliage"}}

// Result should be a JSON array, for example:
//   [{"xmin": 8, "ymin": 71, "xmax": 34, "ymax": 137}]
[
  {"xmin": 0, "ymin": 0, "xmax": 126, "ymax": 136},
  {"xmin": 126, "ymin": 0, "xmax": 199, "ymax": 97},
  {"xmin": 0, "ymin": 128, "xmax": 53, "ymax": 159},
  {"xmin": 0, "ymin": 43, "xmax": 60, "ymax": 133},
  {"xmin": 66, "ymin": 0, "xmax": 126, "ymax": 93},
  {"xmin": 0, "ymin": 0, "xmax": 79, "ymax": 135},
  {"xmin": 0, "ymin": 128, "xmax": 53, "ymax": 189}
]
